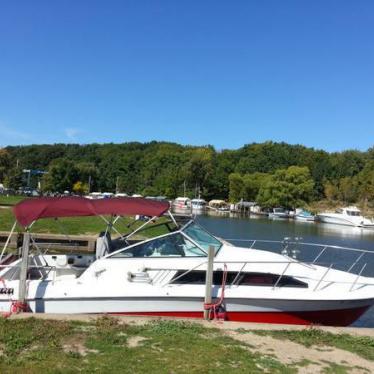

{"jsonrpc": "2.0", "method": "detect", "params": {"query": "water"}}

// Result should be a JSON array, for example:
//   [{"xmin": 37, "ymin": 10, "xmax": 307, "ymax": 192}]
[{"xmin": 196, "ymin": 213, "xmax": 374, "ymax": 327}]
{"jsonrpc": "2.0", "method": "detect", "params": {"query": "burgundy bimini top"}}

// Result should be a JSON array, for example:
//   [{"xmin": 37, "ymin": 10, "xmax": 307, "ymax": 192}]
[{"xmin": 13, "ymin": 196, "xmax": 170, "ymax": 228}]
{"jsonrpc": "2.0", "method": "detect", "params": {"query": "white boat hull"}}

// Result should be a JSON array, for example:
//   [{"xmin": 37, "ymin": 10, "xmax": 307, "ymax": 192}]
[
  {"xmin": 295, "ymin": 215, "xmax": 315, "ymax": 221},
  {"xmin": 317, "ymin": 215, "xmax": 369, "ymax": 227},
  {"xmin": 1, "ymin": 296, "xmax": 371, "ymax": 326}
]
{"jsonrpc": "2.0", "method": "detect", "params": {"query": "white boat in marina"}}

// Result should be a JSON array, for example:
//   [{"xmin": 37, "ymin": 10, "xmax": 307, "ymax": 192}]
[
  {"xmin": 1, "ymin": 196, "xmax": 374, "ymax": 326},
  {"xmin": 172, "ymin": 197, "xmax": 192, "ymax": 215},
  {"xmin": 316, "ymin": 206, "xmax": 374, "ymax": 228},
  {"xmin": 191, "ymin": 198, "xmax": 207, "ymax": 212}
]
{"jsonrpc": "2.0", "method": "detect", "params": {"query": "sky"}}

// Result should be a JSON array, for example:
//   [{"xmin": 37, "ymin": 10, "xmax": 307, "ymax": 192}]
[{"xmin": 0, "ymin": 1, "xmax": 373, "ymax": 152}]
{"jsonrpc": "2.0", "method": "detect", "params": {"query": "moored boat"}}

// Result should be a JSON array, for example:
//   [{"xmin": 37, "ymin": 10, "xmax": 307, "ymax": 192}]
[
  {"xmin": 1, "ymin": 197, "xmax": 374, "ymax": 326},
  {"xmin": 172, "ymin": 197, "xmax": 192, "ymax": 215},
  {"xmin": 295, "ymin": 209, "xmax": 315, "ymax": 222},
  {"xmin": 208, "ymin": 199, "xmax": 230, "ymax": 213},
  {"xmin": 191, "ymin": 198, "xmax": 207, "ymax": 212},
  {"xmin": 316, "ymin": 206, "xmax": 374, "ymax": 228}
]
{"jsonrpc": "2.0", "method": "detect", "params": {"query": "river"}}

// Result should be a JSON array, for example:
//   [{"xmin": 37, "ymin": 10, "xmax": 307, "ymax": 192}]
[{"xmin": 195, "ymin": 212, "xmax": 374, "ymax": 327}]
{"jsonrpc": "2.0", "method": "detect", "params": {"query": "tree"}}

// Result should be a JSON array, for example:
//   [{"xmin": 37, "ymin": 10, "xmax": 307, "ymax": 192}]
[
  {"xmin": 357, "ymin": 161, "xmax": 374, "ymax": 206},
  {"xmin": 257, "ymin": 166, "xmax": 314, "ymax": 209},
  {"xmin": 2, "ymin": 141, "xmax": 373, "ymax": 203},
  {"xmin": 42, "ymin": 159, "xmax": 79, "ymax": 193},
  {"xmin": 324, "ymin": 180, "xmax": 339, "ymax": 201},
  {"xmin": 0, "ymin": 148, "xmax": 10, "ymax": 182},
  {"xmin": 4, "ymin": 167, "xmax": 23, "ymax": 190},
  {"xmin": 329, "ymin": 150, "xmax": 365, "ymax": 180},
  {"xmin": 242, "ymin": 172, "xmax": 270, "ymax": 201},
  {"xmin": 184, "ymin": 147, "xmax": 215, "ymax": 197},
  {"xmin": 76, "ymin": 162, "xmax": 98, "ymax": 192},
  {"xmin": 72, "ymin": 181, "xmax": 89, "ymax": 195},
  {"xmin": 228, "ymin": 173, "xmax": 244, "ymax": 202},
  {"xmin": 338, "ymin": 177, "xmax": 359, "ymax": 203}
]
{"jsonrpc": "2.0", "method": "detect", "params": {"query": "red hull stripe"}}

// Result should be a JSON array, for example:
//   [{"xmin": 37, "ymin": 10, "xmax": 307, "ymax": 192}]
[{"xmin": 110, "ymin": 306, "xmax": 369, "ymax": 326}]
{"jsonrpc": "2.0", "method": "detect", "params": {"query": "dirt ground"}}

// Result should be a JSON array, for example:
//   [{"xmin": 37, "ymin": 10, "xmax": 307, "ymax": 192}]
[{"xmin": 227, "ymin": 329, "xmax": 373, "ymax": 373}]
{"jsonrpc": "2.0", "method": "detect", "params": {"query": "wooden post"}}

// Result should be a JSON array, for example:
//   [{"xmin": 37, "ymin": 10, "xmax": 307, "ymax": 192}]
[
  {"xmin": 204, "ymin": 245, "xmax": 215, "ymax": 320},
  {"xmin": 18, "ymin": 231, "xmax": 30, "ymax": 305}
]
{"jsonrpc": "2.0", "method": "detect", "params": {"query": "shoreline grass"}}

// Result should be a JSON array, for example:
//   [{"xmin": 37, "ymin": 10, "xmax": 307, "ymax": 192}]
[
  {"xmin": 1, "ymin": 317, "xmax": 373, "ymax": 373},
  {"xmin": 0, "ymin": 317, "xmax": 293, "ymax": 374}
]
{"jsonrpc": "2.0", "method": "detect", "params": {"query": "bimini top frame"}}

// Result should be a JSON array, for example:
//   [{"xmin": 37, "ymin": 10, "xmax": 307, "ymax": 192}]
[{"xmin": 2, "ymin": 196, "xmax": 172, "ymax": 311}]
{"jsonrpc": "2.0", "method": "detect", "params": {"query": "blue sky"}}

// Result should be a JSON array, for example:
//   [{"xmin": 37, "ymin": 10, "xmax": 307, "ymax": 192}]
[{"xmin": 0, "ymin": 1, "xmax": 373, "ymax": 152}]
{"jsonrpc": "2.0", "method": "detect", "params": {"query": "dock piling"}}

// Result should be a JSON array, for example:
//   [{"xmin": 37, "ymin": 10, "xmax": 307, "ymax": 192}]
[{"xmin": 204, "ymin": 245, "xmax": 215, "ymax": 320}]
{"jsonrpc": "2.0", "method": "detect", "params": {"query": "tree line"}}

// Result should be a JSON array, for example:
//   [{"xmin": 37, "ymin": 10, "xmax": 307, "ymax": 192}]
[{"xmin": 0, "ymin": 141, "xmax": 373, "ymax": 208}]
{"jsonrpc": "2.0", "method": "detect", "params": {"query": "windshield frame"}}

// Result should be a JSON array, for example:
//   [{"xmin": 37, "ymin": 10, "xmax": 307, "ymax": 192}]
[
  {"xmin": 181, "ymin": 220, "xmax": 223, "ymax": 255},
  {"xmin": 105, "ymin": 219, "xmax": 221, "ymax": 259}
]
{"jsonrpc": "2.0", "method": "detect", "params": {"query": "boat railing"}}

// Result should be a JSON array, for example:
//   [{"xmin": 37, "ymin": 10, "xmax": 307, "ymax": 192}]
[
  {"xmin": 150, "ymin": 257, "xmax": 373, "ymax": 292},
  {"xmin": 223, "ymin": 238, "xmax": 374, "ymax": 275},
  {"xmin": 0, "ymin": 263, "xmax": 57, "ymax": 282},
  {"xmin": 147, "ymin": 238, "xmax": 374, "ymax": 291}
]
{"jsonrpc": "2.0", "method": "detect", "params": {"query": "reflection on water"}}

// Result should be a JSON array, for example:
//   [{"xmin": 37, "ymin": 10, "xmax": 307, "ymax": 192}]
[{"xmin": 195, "ymin": 213, "xmax": 374, "ymax": 327}]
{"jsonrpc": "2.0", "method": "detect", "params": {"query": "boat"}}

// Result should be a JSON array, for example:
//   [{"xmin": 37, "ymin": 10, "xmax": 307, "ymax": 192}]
[
  {"xmin": 269, "ymin": 207, "xmax": 290, "ymax": 219},
  {"xmin": 191, "ymin": 198, "xmax": 207, "ymax": 212},
  {"xmin": 1, "ymin": 196, "xmax": 374, "ymax": 326},
  {"xmin": 115, "ymin": 193, "xmax": 128, "ymax": 198},
  {"xmin": 208, "ymin": 200, "xmax": 230, "ymax": 213},
  {"xmin": 172, "ymin": 197, "xmax": 192, "ymax": 215},
  {"xmin": 295, "ymin": 209, "xmax": 315, "ymax": 222},
  {"xmin": 316, "ymin": 206, "xmax": 374, "ymax": 228}
]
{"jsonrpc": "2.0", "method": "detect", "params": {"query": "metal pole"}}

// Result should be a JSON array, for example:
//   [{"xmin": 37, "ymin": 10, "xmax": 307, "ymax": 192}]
[
  {"xmin": 204, "ymin": 245, "xmax": 215, "ymax": 320},
  {"xmin": 0, "ymin": 220, "xmax": 17, "ymax": 262},
  {"xmin": 18, "ymin": 231, "xmax": 30, "ymax": 305}
]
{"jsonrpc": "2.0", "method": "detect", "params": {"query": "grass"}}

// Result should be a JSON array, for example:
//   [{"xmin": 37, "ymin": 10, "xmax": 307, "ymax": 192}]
[
  {"xmin": 253, "ymin": 328, "xmax": 374, "ymax": 362},
  {"xmin": 0, "ymin": 195, "xmax": 27, "ymax": 206},
  {"xmin": 0, "ymin": 317, "xmax": 296, "ymax": 374},
  {"xmin": 1, "ymin": 318, "xmax": 372, "ymax": 373}
]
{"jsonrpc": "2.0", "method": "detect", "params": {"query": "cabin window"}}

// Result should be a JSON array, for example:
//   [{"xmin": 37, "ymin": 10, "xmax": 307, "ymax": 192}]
[
  {"xmin": 172, "ymin": 271, "xmax": 308, "ymax": 288},
  {"xmin": 110, "ymin": 233, "xmax": 207, "ymax": 258},
  {"xmin": 183, "ymin": 223, "xmax": 222, "ymax": 254},
  {"xmin": 347, "ymin": 210, "xmax": 360, "ymax": 216}
]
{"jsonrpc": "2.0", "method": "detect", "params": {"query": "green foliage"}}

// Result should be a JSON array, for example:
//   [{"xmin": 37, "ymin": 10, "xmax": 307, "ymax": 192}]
[
  {"xmin": 338, "ymin": 177, "xmax": 359, "ymax": 203},
  {"xmin": 42, "ymin": 159, "xmax": 79, "ymax": 193},
  {"xmin": 229, "ymin": 172, "xmax": 271, "ymax": 202},
  {"xmin": 1, "ymin": 141, "xmax": 373, "ymax": 206},
  {"xmin": 243, "ymin": 172, "xmax": 271, "ymax": 201},
  {"xmin": 324, "ymin": 180, "xmax": 339, "ymax": 201},
  {"xmin": 257, "ymin": 166, "xmax": 314, "ymax": 209},
  {"xmin": 0, "ymin": 148, "xmax": 10, "ymax": 182},
  {"xmin": 357, "ymin": 160, "xmax": 374, "ymax": 203},
  {"xmin": 72, "ymin": 181, "xmax": 89, "ymax": 195},
  {"xmin": 229, "ymin": 173, "xmax": 244, "ymax": 202},
  {"xmin": 4, "ymin": 167, "xmax": 23, "ymax": 190}
]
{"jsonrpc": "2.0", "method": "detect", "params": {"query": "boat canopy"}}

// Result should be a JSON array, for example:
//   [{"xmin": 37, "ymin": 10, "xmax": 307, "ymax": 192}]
[{"xmin": 13, "ymin": 196, "xmax": 170, "ymax": 227}]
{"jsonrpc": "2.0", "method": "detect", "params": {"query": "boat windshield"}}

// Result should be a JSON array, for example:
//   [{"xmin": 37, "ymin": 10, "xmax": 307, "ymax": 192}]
[
  {"xmin": 182, "ymin": 222, "xmax": 222, "ymax": 254},
  {"xmin": 111, "ymin": 232, "xmax": 207, "ymax": 258},
  {"xmin": 347, "ymin": 210, "xmax": 361, "ymax": 216}
]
